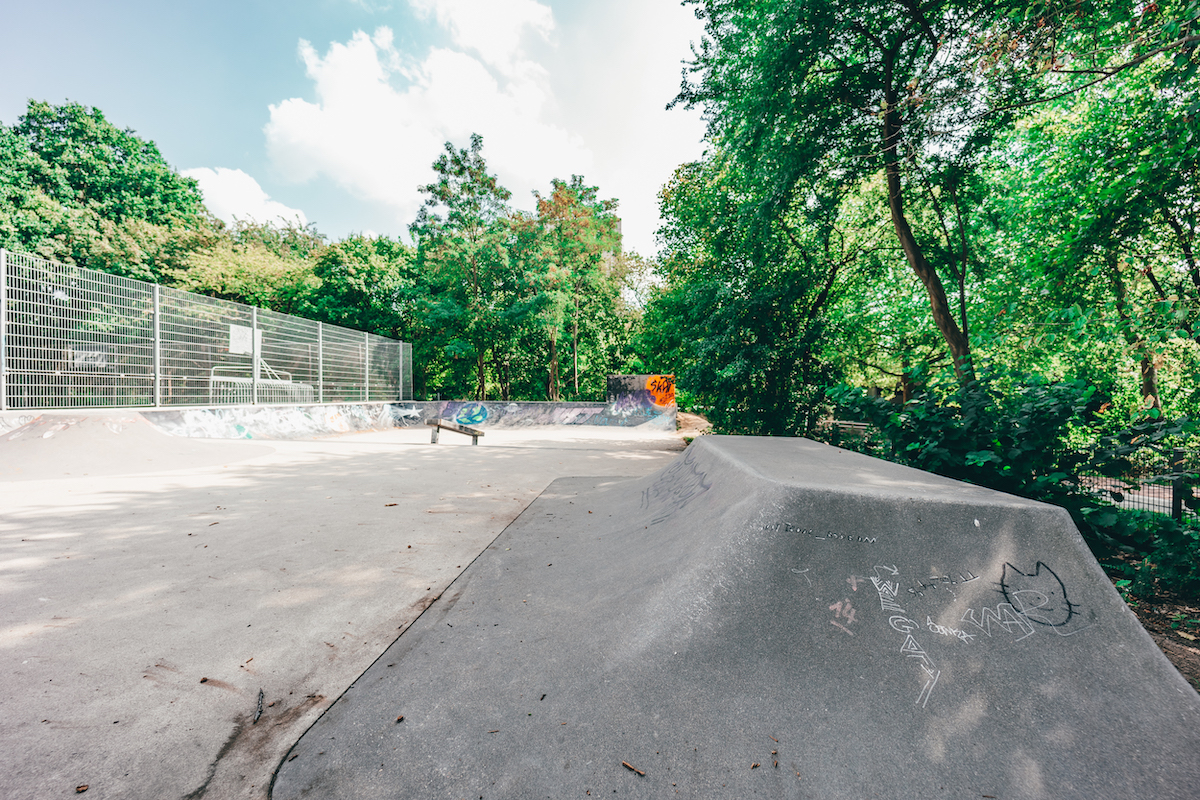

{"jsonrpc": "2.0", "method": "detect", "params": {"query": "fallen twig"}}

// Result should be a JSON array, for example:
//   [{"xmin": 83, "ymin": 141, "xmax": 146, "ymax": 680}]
[{"xmin": 622, "ymin": 761, "xmax": 645, "ymax": 776}]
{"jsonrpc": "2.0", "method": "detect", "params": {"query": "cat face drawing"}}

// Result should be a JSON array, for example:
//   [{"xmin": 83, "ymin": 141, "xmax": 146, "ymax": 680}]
[{"xmin": 1000, "ymin": 562, "xmax": 1078, "ymax": 628}]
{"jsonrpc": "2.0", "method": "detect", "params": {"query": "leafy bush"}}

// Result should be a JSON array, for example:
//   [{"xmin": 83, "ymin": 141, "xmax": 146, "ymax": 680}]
[
  {"xmin": 826, "ymin": 366, "xmax": 1094, "ymax": 503},
  {"xmin": 825, "ymin": 366, "xmax": 1200, "ymax": 600}
]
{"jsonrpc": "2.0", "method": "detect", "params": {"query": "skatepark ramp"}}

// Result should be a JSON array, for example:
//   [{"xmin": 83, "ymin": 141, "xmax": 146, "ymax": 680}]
[{"xmin": 272, "ymin": 435, "xmax": 1200, "ymax": 799}]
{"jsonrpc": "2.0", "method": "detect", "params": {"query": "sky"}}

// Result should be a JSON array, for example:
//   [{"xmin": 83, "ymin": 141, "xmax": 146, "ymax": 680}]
[{"xmin": 0, "ymin": 0, "xmax": 709, "ymax": 257}]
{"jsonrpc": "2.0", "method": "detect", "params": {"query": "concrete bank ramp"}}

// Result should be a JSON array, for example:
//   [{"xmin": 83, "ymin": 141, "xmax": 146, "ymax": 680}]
[
  {"xmin": 0, "ymin": 412, "xmax": 272, "ymax": 479},
  {"xmin": 271, "ymin": 436, "xmax": 1200, "ymax": 799}
]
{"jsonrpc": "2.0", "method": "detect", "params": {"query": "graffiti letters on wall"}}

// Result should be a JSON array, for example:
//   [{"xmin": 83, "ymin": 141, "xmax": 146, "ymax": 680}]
[{"xmin": 391, "ymin": 377, "xmax": 679, "ymax": 430}]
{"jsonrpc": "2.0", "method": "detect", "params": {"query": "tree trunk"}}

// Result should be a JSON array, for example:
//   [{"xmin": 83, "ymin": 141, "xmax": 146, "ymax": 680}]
[
  {"xmin": 476, "ymin": 349, "xmax": 487, "ymax": 401},
  {"xmin": 547, "ymin": 330, "xmax": 560, "ymax": 401},
  {"xmin": 1140, "ymin": 355, "xmax": 1161, "ymax": 411},
  {"xmin": 1109, "ymin": 257, "xmax": 1161, "ymax": 410},
  {"xmin": 882, "ymin": 100, "xmax": 974, "ymax": 385}
]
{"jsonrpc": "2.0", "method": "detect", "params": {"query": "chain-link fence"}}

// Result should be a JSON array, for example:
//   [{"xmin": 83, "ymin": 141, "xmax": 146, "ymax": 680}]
[{"xmin": 0, "ymin": 249, "xmax": 413, "ymax": 410}]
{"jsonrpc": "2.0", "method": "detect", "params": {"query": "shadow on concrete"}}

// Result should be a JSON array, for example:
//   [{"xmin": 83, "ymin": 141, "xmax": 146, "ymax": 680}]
[{"xmin": 0, "ymin": 431, "xmax": 678, "ymax": 800}]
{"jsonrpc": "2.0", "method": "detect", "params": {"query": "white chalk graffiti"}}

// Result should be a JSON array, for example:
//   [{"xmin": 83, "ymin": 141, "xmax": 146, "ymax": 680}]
[
  {"xmin": 760, "ymin": 523, "xmax": 878, "ymax": 544},
  {"xmin": 925, "ymin": 616, "xmax": 975, "ymax": 643},
  {"xmin": 790, "ymin": 567, "xmax": 813, "ymax": 586},
  {"xmin": 961, "ymin": 603, "xmax": 1036, "ymax": 641},
  {"xmin": 870, "ymin": 573, "xmax": 906, "ymax": 614},
  {"xmin": 906, "ymin": 571, "xmax": 980, "ymax": 598},
  {"xmin": 866, "ymin": 569, "xmax": 941, "ymax": 708}
]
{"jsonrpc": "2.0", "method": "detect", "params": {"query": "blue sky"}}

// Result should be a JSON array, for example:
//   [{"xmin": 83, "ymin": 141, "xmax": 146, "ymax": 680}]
[{"xmin": 0, "ymin": 0, "xmax": 707, "ymax": 256}]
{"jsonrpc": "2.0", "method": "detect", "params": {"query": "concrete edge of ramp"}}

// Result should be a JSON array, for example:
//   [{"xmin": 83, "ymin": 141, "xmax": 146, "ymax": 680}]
[
  {"xmin": 261, "ymin": 472, "xmax": 600, "ymax": 799},
  {"xmin": 270, "ymin": 435, "xmax": 1200, "ymax": 799}
]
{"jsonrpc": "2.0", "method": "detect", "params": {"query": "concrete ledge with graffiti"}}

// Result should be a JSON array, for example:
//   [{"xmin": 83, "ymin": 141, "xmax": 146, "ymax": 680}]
[
  {"xmin": 142, "ymin": 402, "xmax": 406, "ymax": 440},
  {"xmin": 3, "ymin": 375, "xmax": 678, "ymax": 440},
  {"xmin": 397, "ymin": 375, "xmax": 677, "ymax": 431}
]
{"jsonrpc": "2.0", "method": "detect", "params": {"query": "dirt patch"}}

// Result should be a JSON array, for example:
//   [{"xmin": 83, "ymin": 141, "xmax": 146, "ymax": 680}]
[
  {"xmin": 181, "ymin": 692, "xmax": 327, "ymax": 799},
  {"xmin": 1121, "ymin": 589, "xmax": 1200, "ymax": 690},
  {"xmin": 676, "ymin": 411, "xmax": 712, "ymax": 439}
]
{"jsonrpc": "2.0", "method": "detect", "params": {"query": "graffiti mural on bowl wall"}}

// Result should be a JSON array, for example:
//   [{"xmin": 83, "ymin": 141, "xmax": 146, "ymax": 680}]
[
  {"xmin": 606, "ymin": 374, "xmax": 676, "ymax": 423},
  {"xmin": 453, "ymin": 402, "xmax": 489, "ymax": 426},
  {"xmin": 645, "ymin": 375, "xmax": 676, "ymax": 407},
  {"xmin": 390, "ymin": 376, "xmax": 679, "ymax": 430}
]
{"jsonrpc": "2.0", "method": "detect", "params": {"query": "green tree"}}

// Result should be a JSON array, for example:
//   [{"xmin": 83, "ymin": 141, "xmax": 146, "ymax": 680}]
[
  {"xmin": 411, "ymin": 134, "xmax": 519, "ymax": 400},
  {"xmin": 673, "ymin": 0, "xmax": 1007, "ymax": 383},
  {"xmin": 533, "ymin": 176, "xmax": 622, "ymax": 399},
  {"xmin": 173, "ymin": 219, "xmax": 326, "ymax": 313},
  {"xmin": 1, "ymin": 100, "xmax": 218, "ymax": 281},
  {"xmin": 14, "ymin": 101, "xmax": 206, "ymax": 226},
  {"xmin": 976, "ymin": 60, "xmax": 1200, "ymax": 416},
  {"xmin": 642, "ymin": 153, "xmax": 877, "ymax": 434},
  {"xmin": 306, "ymin": 235, "xmax": 417, "ymax": 339}
]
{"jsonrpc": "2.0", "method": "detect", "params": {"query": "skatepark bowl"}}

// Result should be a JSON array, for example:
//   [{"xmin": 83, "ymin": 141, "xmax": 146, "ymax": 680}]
[{"xmin": 2, "ymin": 411, "xmax": 1198, "ymax": 799}]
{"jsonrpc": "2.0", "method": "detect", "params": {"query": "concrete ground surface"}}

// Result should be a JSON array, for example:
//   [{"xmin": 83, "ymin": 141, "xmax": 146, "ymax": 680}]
[{"xmin": 0, "ymin": 415, "xmax": 684, "ymax": 799}]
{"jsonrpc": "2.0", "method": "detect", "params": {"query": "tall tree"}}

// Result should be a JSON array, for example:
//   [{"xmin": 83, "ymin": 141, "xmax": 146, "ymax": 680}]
[
  {"xmin": 980, "ymin": 60, "xmax": 1200, "ymax": 413},
  {"xmin": 410, "ymin": 134, "xmax": 518, "ymax": 400},
  {"xmin": 674, "ymin": 0, "xmax": 1198, "ymax": 388},
  {"xmin": 1, "ymin": 100, "xmax": 217, "ymax": 281},
  {"xmin": 644, "ymin": 151, "xmax": 880, "ymax": 434},
  {"xmin": 674, "ymin": 0, "xmax": 1007, "ymax": 383},
  {"xmin": 534, "ymin": 176, "xmax": 622, "ymax": 397},
  {"xmin": 14, "ymin": 101, "xmax": 207, "ymax": 227}
]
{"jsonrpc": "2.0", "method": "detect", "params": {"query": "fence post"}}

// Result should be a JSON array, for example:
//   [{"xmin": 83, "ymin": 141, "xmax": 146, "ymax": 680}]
[
  {"xmin": 364, "ymin": 331, "xmax": 370, "ymax": 402},
  {"xmin": 251, "ymin": 307, "xmax": 259, "ymax": 405},
  {"xmin": 0, "ymin": 248, "xmax": 7, "ymax": 412},
  {"xmin": 152, "ymin": 285, "xmax": 161, "ymax": 407},
  {"xmin": 1172, "ymin": 448, "xmax": 1186, "ymax": 522},
  {"xmin": 397, "ymin": 342, "xmax": 402, "ymax": 402},
  {"xmin": 317, "ymin": 324, "xmax": 324, "ymax": 404}
]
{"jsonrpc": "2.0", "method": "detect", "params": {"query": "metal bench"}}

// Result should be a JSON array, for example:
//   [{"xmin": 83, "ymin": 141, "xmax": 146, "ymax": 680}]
[{"xmin": 424, "ymin": 418, "xmax": 485, "ymax": 445}]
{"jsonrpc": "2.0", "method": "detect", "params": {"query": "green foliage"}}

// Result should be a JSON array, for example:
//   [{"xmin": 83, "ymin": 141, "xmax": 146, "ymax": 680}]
[
  {"xmin": 410, "ymin": 134, "xmax": 522, "ymax": 400},
  {"xmin": 0, "ymin": 100, "xmax": 218, "ymax": 282},
  {"xmin": 637, "ymin": 151, "xmax": 869, "ymax": 435},
  {"xmin": 533, "ymin": 176, "xmax": 623, "ymax": 400},
  {"xmin": 409, "ymin": 135, "xmax": 634, "ymax": 402},
  {"xmin": 173, "ymin": 219, "xmax": 324, "ymax": 313},
  {"xmin": 828, "ymin": 367, "xmax": 1200, "ymax": 599},
  {"xmin": 827, "ymin": 367, "xmax": 1096, "ymax": 500},
  {"xmin": 308, "ymin": 235, "xmax": 415, "ymax": 336},
  {"xmin": 14, "ymin": 101, "xmax": 206, "ymax": 226},
  {"xmin": 1096, "ymin": 513, "xmax": 1200, "ymax": 600}
]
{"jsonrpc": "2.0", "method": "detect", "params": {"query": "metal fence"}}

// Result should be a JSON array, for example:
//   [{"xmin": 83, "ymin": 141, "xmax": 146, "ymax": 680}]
[
  {"xmin": 1080, "ymin": 448, "xmax": 1199, "ymax": 521},
  {"xmin": 0, "ymin": 249, "xmax": 413, "ymax": 410}
]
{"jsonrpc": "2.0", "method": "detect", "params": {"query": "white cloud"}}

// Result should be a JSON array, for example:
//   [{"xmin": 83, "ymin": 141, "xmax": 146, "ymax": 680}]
[
  {"xmin": 410, "ymin": 0, "xmax": 554, "ymax": 77},
  {"xmin": 264, "ymin": 0, "xmax": 707, "ymax": 255},
  {"xmin": 265, "ymin": 14, "xmax": 589, "ymax": 236},
  {"xmin": 183, "ymin": 167, "xmax": 308, "ymax": 226}
]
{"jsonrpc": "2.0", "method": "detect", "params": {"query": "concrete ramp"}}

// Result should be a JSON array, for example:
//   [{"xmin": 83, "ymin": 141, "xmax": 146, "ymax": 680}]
[
  {"xmin": 0, "ymin": 412, "xmax": 272, "ymax": 479},
  {"xmin": 270, "ymin": 436, "xmax": 1200, "ymax": 799}
]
